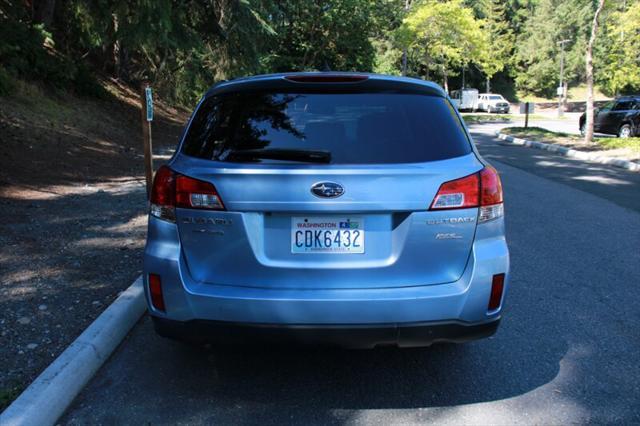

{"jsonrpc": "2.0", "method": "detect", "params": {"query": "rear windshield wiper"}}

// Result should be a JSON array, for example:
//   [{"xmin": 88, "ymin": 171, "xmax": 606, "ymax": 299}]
[{"xmin": 223, "ymin": 148, "xmax": 332, "ymax": 163}]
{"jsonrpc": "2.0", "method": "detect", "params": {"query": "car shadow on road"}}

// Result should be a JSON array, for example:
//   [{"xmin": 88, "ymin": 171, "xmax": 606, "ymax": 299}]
[{"xmin": 64, "ymin": 313, "xmax": 568, "ymax": 424}]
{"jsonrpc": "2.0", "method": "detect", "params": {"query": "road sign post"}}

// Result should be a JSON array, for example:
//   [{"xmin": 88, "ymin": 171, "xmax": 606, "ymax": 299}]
[
  {"xmin": 140, "ymin": 83, "xmax": 154, "ymax": 198},
  {"xmin": 520, "ymin": 102, "xmax": 534, "ymax": 129}
]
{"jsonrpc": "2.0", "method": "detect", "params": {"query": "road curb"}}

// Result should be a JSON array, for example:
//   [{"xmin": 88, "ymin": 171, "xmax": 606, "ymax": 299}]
[
  {"xmin": 495, "ymin": 131, "xmax": 640, "ymax": 173},
  {"xmin": 0, "ymin": 276, "xmax": 146, "ymax": 426}
]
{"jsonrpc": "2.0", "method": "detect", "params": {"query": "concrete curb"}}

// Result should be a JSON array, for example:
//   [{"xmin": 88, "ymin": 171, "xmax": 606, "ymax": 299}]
[
  {"xmin": 495, "ymin": 131, "xmax": 640, "ymax": 173},
  {"xmin": 0, "ymin": 276, "xmax": 146, "ymax": 426}
]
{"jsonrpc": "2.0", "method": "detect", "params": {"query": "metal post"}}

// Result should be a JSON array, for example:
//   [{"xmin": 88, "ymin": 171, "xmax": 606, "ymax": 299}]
[
  {"xmin": 557, "ymin": 39, "xmax": 571, "ymax": 117},
  {"xmin": 140, "ymin": 82, "xmax": 154, "ymax": 198}
]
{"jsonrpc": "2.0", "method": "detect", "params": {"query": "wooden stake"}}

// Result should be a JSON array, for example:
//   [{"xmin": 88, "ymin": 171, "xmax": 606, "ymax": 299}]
[
  {"xmin": 140, "ymin": 82, "xmax": 154, "ymax": 198},
  {"xmin": 524, "ymin": 102, "xmax": 530, "ymax": 129}
]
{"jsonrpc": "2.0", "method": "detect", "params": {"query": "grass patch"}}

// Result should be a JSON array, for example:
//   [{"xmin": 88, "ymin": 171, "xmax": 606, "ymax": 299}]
[
  {"xmin": 3, "ymin": 78, "xmax": 75, "ymax": 122},
  {"xmin": 501, "ymin": 127, "xmax": 640, "ymax": 152},
  {"xmin": 0, "ymin": 66, "xmax": 16, "ymax": 95},
  {"xmin": 462, "ymin": 113, "xmax": 571, "ymax": 124},
  {"xmin": 517, "ymin": 84, "xmax": 611, "ymax": 103},
  {"xmin": 462, "ymin": 114, "xmax": 514, "ymax": 124},
  {"xmin": 596, "ymin": 137, "xmax": 640, "ymax": 152},
  {"xmin": 501, "ymin": 126, "xmax": 573, "ymax": 139}
]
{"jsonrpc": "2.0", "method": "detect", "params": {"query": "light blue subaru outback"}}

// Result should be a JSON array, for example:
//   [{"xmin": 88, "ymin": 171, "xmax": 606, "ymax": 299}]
[{"xmin": 143, "ymin": 73, "xmax": 509, "ymax": 348}]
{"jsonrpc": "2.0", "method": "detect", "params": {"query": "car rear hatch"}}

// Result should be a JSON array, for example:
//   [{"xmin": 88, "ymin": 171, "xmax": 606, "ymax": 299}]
[
  {"xmin": 170, "ymin": 157, "xmax": 482, "ymax": 290},
  {"xmin": 159, "ymin": 76, "xmax": 492, "ymax": 290}
]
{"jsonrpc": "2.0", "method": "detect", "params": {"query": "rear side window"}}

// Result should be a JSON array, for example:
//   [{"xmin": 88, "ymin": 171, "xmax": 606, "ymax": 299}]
[
  {"xmin": 613, "ymin": 101, "xmax": 634, "ymax": 111},
  {"xmin": 182, "ymin": 92, "xmax": 471, "ymax": 164}
]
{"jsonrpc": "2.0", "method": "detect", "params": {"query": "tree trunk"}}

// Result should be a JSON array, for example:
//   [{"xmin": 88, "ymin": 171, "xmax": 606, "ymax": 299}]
[
  {"xmin": 585, "ymin": 0, "xmax": 606, "ymax": 143},
  {"xmin": 486, "ymin": 77, "xmax": 490, "ymax": 93},
  {"xmin": 401, "ymin": 51, "xmax": 408, "ymax": 76},
  {"xmin": 112, "ymin": 13, "xmax": 121, "ymax": 79},
  {"xmin": 401, "ymin": 0, "xmax": 411, "ymax": 76},
  {"xmin": 33, "ymin": 0, "xmax": 56, "ymax": 27},
  {"xmin": 442, "ymin": 64, "xmax": 448, "ymax": 93},
  {"xmin": 121, "ymin": 46, "xmax": 130, "ymax": 81}
]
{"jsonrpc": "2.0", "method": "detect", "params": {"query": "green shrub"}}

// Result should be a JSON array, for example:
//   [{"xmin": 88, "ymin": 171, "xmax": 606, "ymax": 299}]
[
  {"xmin": 73, "ymin": 63, "xmax": 107, "ymax": 98},
  {"xmin": 0, "ymin": 66, "xmax": 15, "ymax": 96},
  {"xmin": 0, "ymin": 12, "xmax": 105, "ymax": 99}
]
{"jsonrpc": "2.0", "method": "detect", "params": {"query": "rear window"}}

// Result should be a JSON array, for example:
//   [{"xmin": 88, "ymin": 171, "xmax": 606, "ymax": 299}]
[{"xmin": 181, "ymin": 92, "xmax": 471, "ymax": 164}]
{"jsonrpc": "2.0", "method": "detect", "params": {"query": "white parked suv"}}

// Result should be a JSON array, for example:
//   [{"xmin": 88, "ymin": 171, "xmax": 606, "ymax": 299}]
[{"xmin": 477, "ymin": 94, "xmax": 510, "ymax": 113}]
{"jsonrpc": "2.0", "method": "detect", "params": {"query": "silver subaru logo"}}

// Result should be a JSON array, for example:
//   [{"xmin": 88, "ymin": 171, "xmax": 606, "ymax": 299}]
[{"xmin": 311, "ymin": 182, "xmax": 344, "ymax": 198}]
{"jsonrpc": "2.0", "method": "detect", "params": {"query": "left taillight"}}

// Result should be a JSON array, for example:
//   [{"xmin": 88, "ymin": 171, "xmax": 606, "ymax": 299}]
[
  {"xmin": 429, "ymin": 166, "xmax": 504, "ymax": 223},
  {"xmin": 175, "ymin": 174, "xmax": 224, "ymax": 210},
  {"xmin": 150, "ymin": 165, "xmax": 224, "ymax": 222},
  {"xmin": 150, "ymin": 165, "xmax": 177, "ymax": 222}
]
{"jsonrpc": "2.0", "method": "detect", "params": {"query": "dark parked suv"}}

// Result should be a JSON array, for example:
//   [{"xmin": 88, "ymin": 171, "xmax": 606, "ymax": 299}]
[{"xmin": 580, "ymin": 96, "xmax": 640, "ymax": 138}]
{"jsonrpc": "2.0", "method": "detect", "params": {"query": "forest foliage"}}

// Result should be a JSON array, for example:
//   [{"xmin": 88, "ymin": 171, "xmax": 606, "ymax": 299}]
[{"xmin": 0, "ymin": 0, "xmax": 638, "ymax": 105}]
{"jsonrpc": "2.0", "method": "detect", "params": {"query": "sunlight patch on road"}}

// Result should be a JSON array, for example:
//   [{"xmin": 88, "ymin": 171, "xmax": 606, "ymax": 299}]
[
  {"xmin": 535, "ymin": 160, "xmax": 568, "ymax": 168},
  {"xmin": 330, "ymin": 389, "xmax": 589, "ymax": 425},
  {"xmin": 331, "ymin": 395, "xmax": 589, "ymax": 425},
  {"xmin": 72, "ymin": 236, "xmax": 144, "ymax": 250},
  {"xmin": 1, "ymin": 267, "xmax": 64, "ymax": 298},
  {"xmin": 0, "ymin": 177, "xmax": 145, "ymax": 201},
  {"xmin": 97, "ymin": 214, "xmax": 148, "ymax": 233},
  {"xmin": 328, "ymin": 342, "xmax": 594, "ymax": 424},
  {"xmin": 571, "ymin": 175, "xmax": 632, "ymax": 185}
]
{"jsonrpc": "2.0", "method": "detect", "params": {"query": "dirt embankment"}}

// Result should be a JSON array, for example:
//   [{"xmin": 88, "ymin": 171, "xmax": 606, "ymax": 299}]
[{"xmin": 0, "ymin": 78, "xmax": 189, "ymax": 408}]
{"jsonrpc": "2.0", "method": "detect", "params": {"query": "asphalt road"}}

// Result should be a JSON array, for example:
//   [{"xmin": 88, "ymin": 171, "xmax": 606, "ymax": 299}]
[
  {"xmin": 61, "ymin": 128, "xmax": 640, "ymax": 425},
  {"xmin": 471, "ymin": 123, "xmax": 640, "ymax": 212}
]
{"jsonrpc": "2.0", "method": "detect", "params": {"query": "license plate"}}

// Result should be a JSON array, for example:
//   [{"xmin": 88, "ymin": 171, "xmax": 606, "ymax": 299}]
[{"xmin": 291, "ymin": 217, "xmax": 364, "ymax": 254}]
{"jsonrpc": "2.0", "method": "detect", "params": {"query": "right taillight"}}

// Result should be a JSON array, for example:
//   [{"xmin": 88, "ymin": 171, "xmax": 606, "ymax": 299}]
[
  {"xmin": 149, "ymin": 165, "xmax": 225, "ymax": 222},
  {"xmin": 478, "ymin": 166, "xmax": 504, "ymax": 223},
  {"xmin": 430, "ymin": 166, "xmax": 504, "ymax": 223}
]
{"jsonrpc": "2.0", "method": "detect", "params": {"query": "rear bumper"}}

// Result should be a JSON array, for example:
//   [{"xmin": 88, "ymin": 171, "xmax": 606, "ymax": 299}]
[
  {"xmin": 152, "ymin": 316, "xmax": 501, "ymax": 348},
  {"xmin": 143, "ymin": 215, "xmax": 509, "ymax": 334}
]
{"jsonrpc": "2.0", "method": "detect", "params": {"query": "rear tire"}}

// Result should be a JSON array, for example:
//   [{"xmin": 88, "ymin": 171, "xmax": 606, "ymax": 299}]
[{"xmin": 618, "ymin": 124, "xmax": 632, "ymax": 138}]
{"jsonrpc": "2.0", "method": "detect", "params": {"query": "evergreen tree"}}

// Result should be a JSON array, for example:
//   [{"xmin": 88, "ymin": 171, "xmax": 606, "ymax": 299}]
[
  {"xmin": 475, "ymin": 0, "xmax": 515, "ymax": 92},
  {"xmin": 596, "ymin": 0, "xmax": 640, "ymax": 94},
  {"xmin": 514, "ymin": 0, "xmax": 593, "ymax": 97}
]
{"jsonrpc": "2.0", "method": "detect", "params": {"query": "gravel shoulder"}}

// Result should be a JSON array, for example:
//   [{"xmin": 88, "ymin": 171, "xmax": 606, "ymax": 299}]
[{"xmin": 0, "ymin": 79, "xmax": 187, "ymax": 409}]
